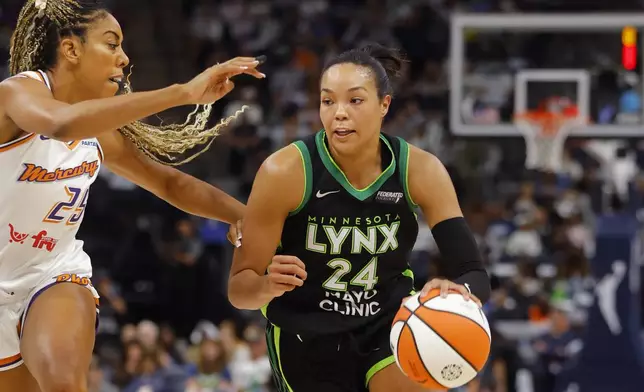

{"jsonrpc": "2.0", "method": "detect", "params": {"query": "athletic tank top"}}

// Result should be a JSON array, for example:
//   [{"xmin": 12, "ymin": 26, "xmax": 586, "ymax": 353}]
[
  {"xmin": 263, "ymin": 130, "xmax": 419, "ymax": 335},
  {"xmin": 0, "ymin": 70, "xmax": 103, "ymax": 301}
]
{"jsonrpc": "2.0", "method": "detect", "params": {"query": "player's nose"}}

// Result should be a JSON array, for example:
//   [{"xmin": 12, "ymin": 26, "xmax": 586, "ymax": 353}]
[
  {"xmin": 117, "ymin": 50, "xmax": 130, "ymax": 69},
  {"xmin": 334, "ymin": 104, "xmax": 349, "ymax": 121}
]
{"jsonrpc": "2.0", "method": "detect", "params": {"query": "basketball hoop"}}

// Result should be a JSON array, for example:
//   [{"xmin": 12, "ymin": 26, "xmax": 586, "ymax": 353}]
[{"xmin": 514, "ymin": 100, "xmax": 586, "ymax": 173}]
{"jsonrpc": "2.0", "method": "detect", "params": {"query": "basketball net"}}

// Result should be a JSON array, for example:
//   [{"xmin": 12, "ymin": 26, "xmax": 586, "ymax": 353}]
[{"xmin": 514, "ymin": 97, "xmax": 585, "ymax": 173}]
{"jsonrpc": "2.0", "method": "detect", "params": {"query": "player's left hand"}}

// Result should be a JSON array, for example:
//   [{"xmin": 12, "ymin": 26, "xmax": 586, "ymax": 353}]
[
  {"xmin": 402, "ymin": 279, "xmax": 482, "ymax": 308},
  {"xmin": 226, "ymin": 219, "xmax": 243, "ymax": 248}
]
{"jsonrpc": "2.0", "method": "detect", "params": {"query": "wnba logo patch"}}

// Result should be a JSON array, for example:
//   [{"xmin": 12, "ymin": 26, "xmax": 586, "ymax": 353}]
[{"xmin": 375, "ymin": 191, "xmax": 403, "ymax": 204}]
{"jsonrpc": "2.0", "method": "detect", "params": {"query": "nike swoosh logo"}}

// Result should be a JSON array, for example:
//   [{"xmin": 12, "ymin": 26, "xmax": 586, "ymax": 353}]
[{"xmin": 316, "ymin": 190, "xmax": 340, "ymax": 198}]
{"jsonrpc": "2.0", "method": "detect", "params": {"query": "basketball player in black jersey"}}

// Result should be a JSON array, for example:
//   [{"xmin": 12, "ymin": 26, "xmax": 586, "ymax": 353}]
[{"xmin": 228, "ymin": 44, "xmax": 491, "ymax": 392}]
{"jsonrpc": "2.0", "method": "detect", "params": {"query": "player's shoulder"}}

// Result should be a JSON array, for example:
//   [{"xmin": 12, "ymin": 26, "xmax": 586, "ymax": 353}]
[
  {"xmin": 253, "ymin": 143, "xmax": 305, "ymax": 211},
  {"xmin": 405, "ymin": 143, "xmax": 453, "ymax": 198},
  {"xmin": 258, "ymin": 142, "xmax": 304, "ymax": 182},
  {"xmin": 407, "ymin": 143, "xmax": 444, "ymax": 172},
  {"xmin": 0, "ymin": 71, "xmax": 51, "ymax": 100}
]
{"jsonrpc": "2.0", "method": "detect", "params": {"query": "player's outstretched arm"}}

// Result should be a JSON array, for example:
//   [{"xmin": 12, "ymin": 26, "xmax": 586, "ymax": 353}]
[
  {"xmin": 407, "ymin": 145, "xmax": 491, "ymax": 305},
  {"xmin": 98, "ymin": 131, "xmax": 244, "ymax": 226},
  {"xmin": 227, "ymin": 145, "xmax": 308, "ymax": 310},
  {"xmin": 0, "ymin": 57, "xmax": 264, "ymax": 142}
]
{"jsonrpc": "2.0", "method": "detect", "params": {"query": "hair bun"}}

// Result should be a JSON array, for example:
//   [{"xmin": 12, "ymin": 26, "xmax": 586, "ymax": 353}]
[{"xmin": 359, "ymin": 43, "xmax": 405, "ymax": 81}]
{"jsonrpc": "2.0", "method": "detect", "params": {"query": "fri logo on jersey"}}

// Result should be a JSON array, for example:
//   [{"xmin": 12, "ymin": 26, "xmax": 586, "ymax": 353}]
[
  {"xmin": 17, "ymin": 160, "xmax": 99, "ymax": 183},
  {"xmin": 8, "ymin": 223, "xmax": 58, "ymax": 252}
]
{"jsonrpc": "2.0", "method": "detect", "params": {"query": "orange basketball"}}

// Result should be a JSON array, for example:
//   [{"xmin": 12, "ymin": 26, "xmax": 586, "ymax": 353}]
[{"xmin": 389, "ymin": 289, "xmax": 491, "ymax": 390}]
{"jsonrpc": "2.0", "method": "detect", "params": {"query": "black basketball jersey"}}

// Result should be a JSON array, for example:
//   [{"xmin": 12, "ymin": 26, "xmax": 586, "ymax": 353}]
[{"xmin": 262, "ymin": 130, "xmax": 419, "ymax": 335}]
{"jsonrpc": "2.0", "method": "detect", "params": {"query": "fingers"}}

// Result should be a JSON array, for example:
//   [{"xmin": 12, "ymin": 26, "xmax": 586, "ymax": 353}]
[
  {"xmin": 265, "ymin": 255, "xmax": 306, "ymax": 297},
  {"xmin": 235, "ymin": 220, "xmax": 242, "ymax": 248},
  {"xmin": 215, "ymin": 58, "xmax": 265, "ymax": 79},
  {"xmin": 420, "ymin": 279, "xmax": 482, "ymax": 307},
  {"xmin": 221, "ymin": 79, "xmax": 235, "ymax": 94},
  {"xmin": 269, "ymin": 262, "xmax": 307, "ymax": 281},
  {"xmin": 225, "ymin": 56, "xmax": 261, "ymax": 63},
  {"xmin": 270, "ymin": 273, "xmax": 304, "ymax": 287},
  {"xmin": 243, "ymin": 68, "xmax": 266, "ymax": 79},
  {"xmin": 440, "ymin": 279, "xmax": 451, "ymax": 298},
  {"xmin": 272, "ymin": 255, "xmax": 306, "ymax": 271},
  {"xmin": 420, "ymin": 278, "xmax": 441, "ymax": 297},
  {"xmin": 226, "ymin": 220, "xmax": 243, "ymax": 248},
  {"xmin": 469, "ymin": 293, "xmax": 483, "ymax": 308},
  {"xmin": 225, "ymin": 56, "xmax": 266, "ymax": 66},
  {"xmin": 211, "ymin": 63, "xmax": 253, "ymax": 80},
  {"xmin": 448, "ymin": 283, "xmax": 482, "ymax": 306}
]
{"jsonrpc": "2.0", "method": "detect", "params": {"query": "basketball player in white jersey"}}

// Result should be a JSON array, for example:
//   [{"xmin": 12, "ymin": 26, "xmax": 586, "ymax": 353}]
[{"xmin": 0, "ymin": 1, "xmax": 264, "ymax": 391}]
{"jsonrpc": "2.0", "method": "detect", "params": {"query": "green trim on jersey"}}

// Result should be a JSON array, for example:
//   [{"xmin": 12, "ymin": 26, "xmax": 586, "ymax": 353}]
[
  {"xmin": 289, "ymin": 141, "xmax": 313, "ymax": 216},
  {"xmin": 396, "ymin": 137, "xmax": 419, "ymax": 210},
  {"xmin": 315, "ymin": 131, "xmax": 395, "ymax": 201},
  {"xmin": 263, "ymin": 140, "xmax": 311, "ymax": 323},
  {"xmin": 266, "ymin": 324, "xmax": 295, "ymax": 392},
  {"xmin": 365, "ymin": 355, "xmax": 397, "ymax": 387},
  {"xmin": 364, "ymin": 268, "xmax": 415, "ymax": 387}
]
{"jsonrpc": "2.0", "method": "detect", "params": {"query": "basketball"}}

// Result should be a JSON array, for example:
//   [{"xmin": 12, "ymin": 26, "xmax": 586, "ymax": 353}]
[{"xmin": 389, "ymin": 289, "xmax": 492, "ymax": 390}]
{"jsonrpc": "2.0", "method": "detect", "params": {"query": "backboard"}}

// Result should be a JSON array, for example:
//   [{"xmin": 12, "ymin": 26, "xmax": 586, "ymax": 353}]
[{"xmin": 450, "ymin": 13, "xmax": 644, "ymax": 137}]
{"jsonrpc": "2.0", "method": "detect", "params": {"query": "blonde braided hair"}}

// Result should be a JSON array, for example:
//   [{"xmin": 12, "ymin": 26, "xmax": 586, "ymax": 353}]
[{"xmin": 9, "ymin": 0, "xmax": 246, "ymax": 166}]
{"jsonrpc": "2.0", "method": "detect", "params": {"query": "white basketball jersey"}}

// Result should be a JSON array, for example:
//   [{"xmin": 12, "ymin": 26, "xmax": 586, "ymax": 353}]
[{"xmin": 0, "ymin": 70, "xmax": 103, "ymax": 297}]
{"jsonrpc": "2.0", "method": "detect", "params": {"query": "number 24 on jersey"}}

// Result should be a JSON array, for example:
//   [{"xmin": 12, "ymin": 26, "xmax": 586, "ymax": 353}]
[{"xmin": 323, "ymin": 257, "xmax": 379, "ymax": 292}]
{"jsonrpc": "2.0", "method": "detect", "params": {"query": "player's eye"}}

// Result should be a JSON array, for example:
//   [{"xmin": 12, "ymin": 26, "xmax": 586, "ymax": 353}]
[
  {"xmin": 350, "ymin": 98, "xmax": 364, "ymax": 104},
  {"xmin": 321, "ymin": 98, "xmax": 333, "ymax": 106},
  {"xmin": 108, "ymin": 43, "xmax": 119, "ymax": 50}
]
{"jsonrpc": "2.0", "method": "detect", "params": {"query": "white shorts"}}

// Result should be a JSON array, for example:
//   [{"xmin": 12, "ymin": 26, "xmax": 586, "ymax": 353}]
[{"xmin": 0, "ymin": 244, "xmax": 99, "ymax": 372}]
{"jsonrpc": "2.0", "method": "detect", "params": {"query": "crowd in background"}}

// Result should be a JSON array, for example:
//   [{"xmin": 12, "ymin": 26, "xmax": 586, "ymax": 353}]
[{"xmin": 2, "ymin": 0, "xmax": 644, "ymax": 391}]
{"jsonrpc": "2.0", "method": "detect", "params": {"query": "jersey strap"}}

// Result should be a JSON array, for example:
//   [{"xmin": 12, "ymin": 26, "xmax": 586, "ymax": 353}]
[
  {"xmin": 289, "ymin": 140, "xmax": 313, "ymax": 216},
  {"xmin": 395, "ymin": 137, "xmax": 419, "ymax": 210},
  {"xmin": 13, "ymin": 70, "xmax": 52, "ymax": 91}
]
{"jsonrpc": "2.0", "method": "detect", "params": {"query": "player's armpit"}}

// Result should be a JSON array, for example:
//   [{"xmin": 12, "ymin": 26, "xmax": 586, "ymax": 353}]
[
  {"xmin": 98, "ymin": 130, "xmax": 244, "ymax": 224},
  {"xmin": 228, "ymin": 145, "xmax": 304, "ymax": 310}
]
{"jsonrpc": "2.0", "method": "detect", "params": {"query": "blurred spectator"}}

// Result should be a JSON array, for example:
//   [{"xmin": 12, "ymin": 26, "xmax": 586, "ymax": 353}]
[
  {"xmin": 185, "ymin": 337, "xmax": 235, "ymax": 392},
  {"xmin": 229, "ymin": 323, "xmax": 272, "ymax": 392},
  {"xmin": 219, "ymin": 320, "xmax": 252, "ymax": 366},
  {"xmin": 530, "ymin": 301, "xmax": 582, "ymax": 392},
  {"xmin": 89, "ymin": 355, "xmax": 119, "ymax": 392},
  {"xmin": 505, "ymin": 214, "xmax": 543, "ymax": 259},
  {"xmin": 122, "ymin": 346, "xmax": 188, "ymax": 392}
]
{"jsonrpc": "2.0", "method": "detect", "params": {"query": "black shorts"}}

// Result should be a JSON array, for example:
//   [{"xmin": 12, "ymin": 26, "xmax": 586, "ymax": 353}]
[{"xmin": 265, "ymin": 315, "xmax": 397, "ymax": 392}]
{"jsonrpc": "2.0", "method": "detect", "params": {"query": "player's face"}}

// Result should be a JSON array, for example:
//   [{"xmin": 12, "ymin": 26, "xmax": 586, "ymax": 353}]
[
  {"xmin": 69, "ymin": 13, "xmax": 130, "ymax": 98},
  {"xmin": 319, "ymin": 63, "xmax": 391, "ymax": 155}
]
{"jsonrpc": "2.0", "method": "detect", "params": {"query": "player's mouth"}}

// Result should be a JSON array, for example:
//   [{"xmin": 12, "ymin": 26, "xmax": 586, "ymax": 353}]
[
  {"xmin": 333, "ymin": 128, "xmax": 356, "ymax": 138},
  {"xmin": 108, "ymin": 75, "xmax": 124, "ymax": 85}
]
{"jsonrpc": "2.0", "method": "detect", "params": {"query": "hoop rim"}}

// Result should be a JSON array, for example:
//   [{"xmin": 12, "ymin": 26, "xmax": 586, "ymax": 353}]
[{"xmin": 513, "ymin": 109, "xmax": 588, "ymax": 137}]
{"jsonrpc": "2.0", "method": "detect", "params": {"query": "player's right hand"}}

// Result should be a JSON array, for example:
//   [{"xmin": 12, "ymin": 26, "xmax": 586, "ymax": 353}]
[
  {"xmin": 183, "ymin": 57, "xmax": 265, "ymax": 105},
  {"xmin": 263, "ymin": 255, "xmax": 307, "ymax": 298}
]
